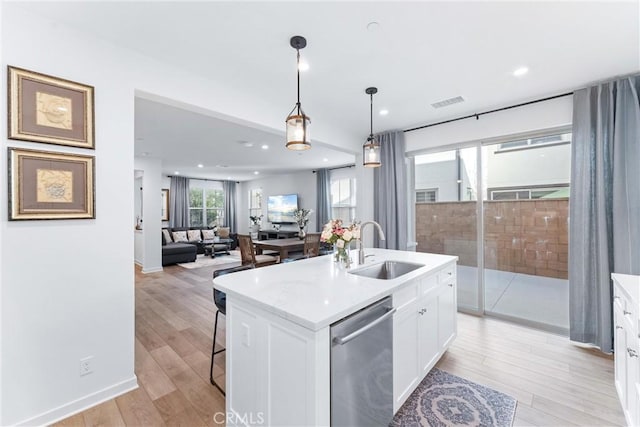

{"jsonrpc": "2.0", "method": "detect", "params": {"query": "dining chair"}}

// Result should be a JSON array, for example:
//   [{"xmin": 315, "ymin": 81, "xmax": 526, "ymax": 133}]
[
  {"xmin": 237, "ymin": 234, "xmax": 278, "ymax": 267},
  {"xmin": 210, "ymin": 264, "xmax": 255, "ymax": 395},
  {"xmin": 303, "ymin": 233, "xmax": 322, "ymax": 258}
]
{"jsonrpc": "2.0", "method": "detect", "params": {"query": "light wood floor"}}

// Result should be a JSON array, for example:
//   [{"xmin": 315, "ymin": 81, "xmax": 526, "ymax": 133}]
[{"xmin": 55, "ymin": 262, "xmax": 624, "ymax": 427}]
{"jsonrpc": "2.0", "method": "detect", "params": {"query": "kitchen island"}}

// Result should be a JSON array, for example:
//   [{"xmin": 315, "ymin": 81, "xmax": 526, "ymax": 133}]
[{"xmin": 214, "ymin": 248, "xmax": 458, "ymax": 426}]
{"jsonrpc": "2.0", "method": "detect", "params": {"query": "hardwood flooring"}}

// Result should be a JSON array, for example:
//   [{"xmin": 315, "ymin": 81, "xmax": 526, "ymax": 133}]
[{"xmin": 55, "ymin": 262, "xmax": 624, "ymax": 426}]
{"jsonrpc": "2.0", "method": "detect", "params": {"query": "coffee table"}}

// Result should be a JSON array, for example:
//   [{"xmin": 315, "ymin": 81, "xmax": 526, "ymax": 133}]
[{"xmin": 202, "ymin": 238, "xmax": 234, "ymax": 258}]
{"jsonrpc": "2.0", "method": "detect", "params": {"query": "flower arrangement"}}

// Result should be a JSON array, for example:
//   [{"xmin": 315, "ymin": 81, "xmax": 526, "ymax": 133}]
[
  {"xmin": 321, "ymin": 219, "xmax": 360, "ymax": 267},
  {"xmin": 293, "ymin": 208, "xmax": 313, "ymax": 228},
  {"xmin": 249, "ymin": 214, "xmax": 263, "ymax": 226}
]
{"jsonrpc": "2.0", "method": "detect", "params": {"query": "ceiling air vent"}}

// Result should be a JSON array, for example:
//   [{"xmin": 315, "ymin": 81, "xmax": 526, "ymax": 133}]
[{"xmin": 431, "ymin": 96, "xmax": 465, "ymax": 109}]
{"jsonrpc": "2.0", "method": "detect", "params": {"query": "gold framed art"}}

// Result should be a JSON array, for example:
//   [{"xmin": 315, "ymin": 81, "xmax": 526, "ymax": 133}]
[
  {"xmin": 8, "ymin": 66, "xmax": 95, "ymax": 148},
  {"xmin": 161, "ymin": 188, "xmax": 170, "ymax": 221},
  {"xmin": 8, "ymin": 148, "xmax": 95, "ymax": 220}
]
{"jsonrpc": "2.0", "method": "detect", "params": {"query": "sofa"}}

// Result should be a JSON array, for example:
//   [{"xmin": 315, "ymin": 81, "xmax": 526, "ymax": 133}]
[{"xmin": 161, "ymin": 227, "xmax": 238, "ymax": 265}]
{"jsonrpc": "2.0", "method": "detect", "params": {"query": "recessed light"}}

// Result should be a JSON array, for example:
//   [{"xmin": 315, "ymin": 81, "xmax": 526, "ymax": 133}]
[
  {"xmin": 513, "ymin": 66, "xmax": 529, "ymax": 77},
  {"xmin": 244, "ymin": 142, "xmax": 254, "ymax": 148},
  {"xmin": 227, "ymin": 176, "xmax": 232, "ymax": 180},
  {"xmin": 141, "ymin": 151, "xmax": 150, "ymax": 156},
  {"xmin": 379, "ymin": 109, "xmax": 389, "ymax": 116},
  {"xmin": 254, "ymin": 171, "xmax": 260, "ymax": 175},
  {"xmin": 367, "ymin": 21, "xmax": 381, "ymax": 32},
  {"xmin": 298, "ymin": 61, "xmax": 309, "ymax": 72},
  {"xmin": 174, "ymin": 171, "xmax": 180, "ymax": 175},
  {"xmin": 323, "ymin": 158, "xmax": 328, "ymax": 162},
  {"xmin": 197, "ymin": 164, "xmax": 204, "ymax": 168},
  {"xmin": 261, "ymin": 144, "xmax": 269, "ymax": 150}
]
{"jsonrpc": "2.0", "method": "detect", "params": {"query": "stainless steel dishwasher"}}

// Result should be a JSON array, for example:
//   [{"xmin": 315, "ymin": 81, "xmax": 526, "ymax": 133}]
[{"xmin": 330, "ymin": 296, "xmax": 395, "ymax": 427}]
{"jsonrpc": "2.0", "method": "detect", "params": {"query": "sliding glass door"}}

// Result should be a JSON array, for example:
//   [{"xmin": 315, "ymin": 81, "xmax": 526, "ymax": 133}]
[
  {"xmin": 413, "ymin": 130, "xmax": 572, "ymax": 332},
  {"xmin": 481, "ymin": 133, "xmax": 571, "ymax": 333},
  {"xmin": 414, "ymin": 147, "xmax": 481, "ymax": 312}
]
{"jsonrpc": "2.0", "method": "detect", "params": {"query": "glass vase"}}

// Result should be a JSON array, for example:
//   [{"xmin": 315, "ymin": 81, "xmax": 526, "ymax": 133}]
[{"xmin": 333, "ymin": 245, "xmax": 352, "ymax": 269}]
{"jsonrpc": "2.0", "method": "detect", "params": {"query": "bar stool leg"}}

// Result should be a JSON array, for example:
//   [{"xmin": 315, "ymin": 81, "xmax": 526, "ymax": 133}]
[{"xmin": 210, "ymin": 310, "xmax": 226, "ymax": 395}]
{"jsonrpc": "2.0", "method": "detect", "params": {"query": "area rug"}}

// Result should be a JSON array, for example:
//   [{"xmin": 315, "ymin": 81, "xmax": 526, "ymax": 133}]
[
  {"xmin": 391, "ymin": 368, "xmax": 517, "ymax": 427},
  {"xmin": 177, "ymin": 253, "xmax": 240, "ymax": 269}
]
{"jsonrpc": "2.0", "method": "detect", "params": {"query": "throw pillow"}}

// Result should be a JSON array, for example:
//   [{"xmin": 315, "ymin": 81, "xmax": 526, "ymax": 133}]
[
  {"xmin": 202, "ymin": 229, "xmax": 215, "ymax": 240},
  {"xmin": 162, "ymin": 229, "xmax": 173, "ymax": 244},
  {"xmin": 172, "ymin": 231, "xmax": 188, "ymax": 242},
  {"xmin": 218, "ymin": 227, "xmax": 230, "ymax": 238},
  {"xmin": 187, "ymin": 230, "xmax": 201, "ymax": 241}
]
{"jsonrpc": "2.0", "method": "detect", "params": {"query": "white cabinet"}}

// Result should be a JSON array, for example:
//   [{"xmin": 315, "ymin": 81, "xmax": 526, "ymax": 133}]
[
  {"xmin": 393, "ymin": 262, "xmax": 458, "ymax": 412},
  {"xmin": 612, "ymin": 273, "xmax": 640, "ymax": 427}
]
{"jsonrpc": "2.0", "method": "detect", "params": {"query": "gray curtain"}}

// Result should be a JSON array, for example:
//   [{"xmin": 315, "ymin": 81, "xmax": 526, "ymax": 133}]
[
  {"xmin": 373, "ymin": 130, "xmax": 408, "ymax": 250},
  {"xmin": 316, "ymin": 168, "xmax": 331, "ymax": 230},
  {"xmin": 169, "ymin": 176, "xmax": 190, "ymax": 228},
  {"xmin": 223, "ymin": 180, "xmax": 237, "ymax": 231},
  {"xmin": 570, "ymin": 74, "xmax": 640, "ymax": 353}
]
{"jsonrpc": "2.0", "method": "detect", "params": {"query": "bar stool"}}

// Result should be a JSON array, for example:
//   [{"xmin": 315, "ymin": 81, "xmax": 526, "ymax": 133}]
[{"xmin": 210, "ymin": 264, "xmax": 254, "ymax": 395}]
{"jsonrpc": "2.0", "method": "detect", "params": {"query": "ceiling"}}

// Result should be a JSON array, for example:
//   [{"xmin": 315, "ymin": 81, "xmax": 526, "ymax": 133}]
[
  {"xmin": 135, "ymin": 97, "xmax": 355, "ymax": 181},
  {"xmin": 13, "ymin": 1, "xmax": 639, "ymax": 180}
]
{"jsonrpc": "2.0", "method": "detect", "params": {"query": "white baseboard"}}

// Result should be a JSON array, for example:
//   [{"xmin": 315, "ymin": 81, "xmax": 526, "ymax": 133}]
[
  {"xmin": 16, "ymin": 376, "xmax": 138, "ymax": 426},
  {"xmin": 142, "ymin": 266, "xmax": 163, "ymax": 274}
]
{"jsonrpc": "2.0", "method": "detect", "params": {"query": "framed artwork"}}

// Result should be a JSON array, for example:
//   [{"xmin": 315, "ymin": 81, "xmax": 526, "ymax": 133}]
[
  {"xmin": 8, "ymin": 148, "xmax": 95, "ymax": 220},
  {"xmin": 161, "ymin": 188, "xmax": 170, "ymax": 221},
  {"xmin": 8, "ymin": 66, "xmax": 95, "ymax": 148}
]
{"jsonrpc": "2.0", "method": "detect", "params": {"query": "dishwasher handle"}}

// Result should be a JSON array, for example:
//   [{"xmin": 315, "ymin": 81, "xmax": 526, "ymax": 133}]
[{"xmin": 333, "ymin": 307, "xmax": 396, "ymax": 345}]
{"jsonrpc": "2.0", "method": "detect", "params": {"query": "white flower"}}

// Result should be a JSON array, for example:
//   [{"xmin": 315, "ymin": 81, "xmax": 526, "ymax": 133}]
[
  {"xmin": 342, "ymin": 230, "xmax": 353, "ymax": 241},
  {"xmin": 353, "ymin": 228, "xmax": 361, "ymax": 239},
  {"xmin": 336, "ymin": 239, "xmax": 345, "ymax": 248},
  {"xmin": 321, "ymin": 230, "xmax": 332, "ymax": 240}
]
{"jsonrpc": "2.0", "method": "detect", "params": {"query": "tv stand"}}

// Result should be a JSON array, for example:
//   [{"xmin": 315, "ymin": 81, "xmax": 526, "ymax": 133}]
[{"xmin": 258, "ymin": 230, "xmax": 299, "ymax": 240}]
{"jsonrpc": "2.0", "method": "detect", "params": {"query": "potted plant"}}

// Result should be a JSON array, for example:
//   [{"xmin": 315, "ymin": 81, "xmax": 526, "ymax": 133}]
[
  {"xmin": 249, "ymin": 214, "xmax": 262, "ymax": 239},
  {"xmin": 293, "ymin": 208, "xmax": 313, "ymax": 240}
]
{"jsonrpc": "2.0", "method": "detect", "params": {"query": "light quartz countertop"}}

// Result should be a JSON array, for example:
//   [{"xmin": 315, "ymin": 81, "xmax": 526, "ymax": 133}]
[
  {"xmin": 214, "ymin": 248, "xmax": 457, "ymax": 331},
  {"xmin": 613, "ymin": 273, "xmax": 640, "ymax": 308}
]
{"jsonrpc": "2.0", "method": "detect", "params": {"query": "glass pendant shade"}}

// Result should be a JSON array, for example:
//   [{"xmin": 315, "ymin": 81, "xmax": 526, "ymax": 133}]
[
  {"xmin": 285, "ymin": 113, "xmax": 311, "ymax": 150},
  {"xmin": 363, "ymin": 136, "xmax": 381, "ymax": 167}
]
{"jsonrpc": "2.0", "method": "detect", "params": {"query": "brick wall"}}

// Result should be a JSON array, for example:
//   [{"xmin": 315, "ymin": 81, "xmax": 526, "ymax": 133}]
[{"xmin": 415, "ymin": 199, "xmax": 569, "ymax": 279}]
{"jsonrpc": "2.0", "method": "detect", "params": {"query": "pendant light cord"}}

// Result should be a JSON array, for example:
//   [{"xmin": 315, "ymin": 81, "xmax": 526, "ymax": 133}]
[
  {"xmin": 369, "ymin": 92, "xmax": 374, "ymax": 138},
  {"xmin": 296, "ymin": 49, "xmax": 301, "ymax": 113}
]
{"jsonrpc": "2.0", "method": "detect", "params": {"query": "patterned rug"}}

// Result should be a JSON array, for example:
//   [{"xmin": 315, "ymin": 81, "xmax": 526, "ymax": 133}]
[
  {"xmin": 391, "ymin": 368, "xmax": 517, "ymax": 427},
  {"xmin": 177, "ymin": 253, "xmax": 240, "ymax": 269}
]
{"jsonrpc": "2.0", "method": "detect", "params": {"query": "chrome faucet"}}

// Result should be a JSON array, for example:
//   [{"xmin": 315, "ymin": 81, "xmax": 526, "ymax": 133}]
[{"xmin": 357, "ymin": 221, "xmax": 386, "ymax": 264}]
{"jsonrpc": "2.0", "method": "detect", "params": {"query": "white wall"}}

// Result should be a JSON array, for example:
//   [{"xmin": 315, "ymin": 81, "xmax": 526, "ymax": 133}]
[
  {"xmin": 1, "ymin": 6, "xmax": 137, "ymax": 425},
  {"xmin": 405, "ymin": 96, "xmax": 573, "ymax": 153},
  {"xmin": 134, "ymin": 157, "xmax": 163, "ymax": 273},
  {"xmin": 238, "ymin": 171, "xmax": 318, "ymax": 234}
]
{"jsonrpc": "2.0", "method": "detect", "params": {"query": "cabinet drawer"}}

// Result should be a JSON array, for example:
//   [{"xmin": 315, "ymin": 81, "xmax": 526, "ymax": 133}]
[
  {"xmin": 394, "ymin": 281, "xmax": 419, "ymax": 310},
  {"xmin": 439, "ymin": 264, "xmax": 456, "ymax": 284},
  {"xmin": 420, "ymin": 273, "xmax": 439, "ymax": 296}
]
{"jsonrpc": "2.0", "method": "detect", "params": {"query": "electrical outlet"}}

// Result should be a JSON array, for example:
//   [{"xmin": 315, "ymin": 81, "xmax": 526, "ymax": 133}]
[{"xmin": 80, "ymin": 356, "xmax": 94, "ymax": 376}]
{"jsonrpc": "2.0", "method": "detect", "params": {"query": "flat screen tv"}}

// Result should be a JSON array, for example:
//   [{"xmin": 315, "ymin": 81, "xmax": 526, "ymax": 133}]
[{"xmin": 267, "ymin": 194, "xmax": 298, "ymax": 224}]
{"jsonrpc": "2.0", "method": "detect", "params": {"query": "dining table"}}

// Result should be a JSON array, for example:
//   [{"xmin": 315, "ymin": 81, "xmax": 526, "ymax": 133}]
[{"xmin": 253, "ymin": 237, "xmax": 305, "ymax": 261}]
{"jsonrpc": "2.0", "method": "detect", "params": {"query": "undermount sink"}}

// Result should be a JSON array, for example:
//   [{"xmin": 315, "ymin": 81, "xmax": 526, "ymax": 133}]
[{"xmin": 349, "ymin": 261, "xmax": 424, "ymax": 280}]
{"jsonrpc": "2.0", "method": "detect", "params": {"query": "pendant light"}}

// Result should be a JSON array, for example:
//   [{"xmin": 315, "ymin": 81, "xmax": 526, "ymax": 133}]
[
  {"xmin": 285, "ymin": 36, "xmax": 311, "ymax": 150},
  {"xmin": 363, "ymin": 87, "xmax": 381, "ymax": 167}
]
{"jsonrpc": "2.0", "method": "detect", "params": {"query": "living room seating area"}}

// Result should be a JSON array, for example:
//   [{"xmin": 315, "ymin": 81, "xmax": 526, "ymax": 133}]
[{"xmin": 161, "ymin": 226, "xmax": 237, "ymax": 265}]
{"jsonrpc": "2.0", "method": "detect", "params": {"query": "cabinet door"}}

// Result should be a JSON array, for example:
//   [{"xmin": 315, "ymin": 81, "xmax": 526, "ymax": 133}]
[
  {"xmin": 614, "ymin": 307, "xmax": 627, "ymax": 407},
  {"xmin": 438, "ymin": 280, "xmax": 457, "ymax": 351},
  {"xmin": 625, "ymin": 317, "xmax": 639, "ymax": 427},
  {"xmin": 418, "ymin": 295, "xmax": 439, "ymax": 376},
  {"xmin": 393, "ymin": 304, "xmax": 419, "ymax": 412}
]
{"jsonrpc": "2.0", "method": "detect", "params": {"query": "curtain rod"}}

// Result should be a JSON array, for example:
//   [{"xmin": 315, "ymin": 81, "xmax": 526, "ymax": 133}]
[
  {"xmin": 312, "ymin": 164, "xmax": 355, "ymax": 173},
  {"xmin": 403, "ymin": 91, "xmax": 573, "ymax": 133},
  {"xmin": 166, "ymin": 175, "xmax": 237, "ymax": 183}
]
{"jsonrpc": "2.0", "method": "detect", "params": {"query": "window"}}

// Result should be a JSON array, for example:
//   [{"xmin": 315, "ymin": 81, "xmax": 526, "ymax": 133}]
[
  {"xmin": 189, "ymin": 180, "xmax": 224, "ymax": 227},
  {"xmin": 488, "ymin": 185, "xmax": 569, "ymax": 200},
  {"xmin": 330, "ymin": 178, "xmax": 356, "ymax": 223},
  {"xmin": 249, "ymin": 188, "xmax": 262, "ymax": 224},
  {"xmin": 496, "ymin": 132, "xmax": 571, "ymax": 152},
  {"xmin": 416, "ymin": 189, "xmax": 437, "ymax": 203}
]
